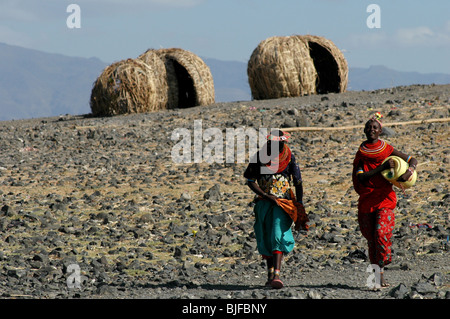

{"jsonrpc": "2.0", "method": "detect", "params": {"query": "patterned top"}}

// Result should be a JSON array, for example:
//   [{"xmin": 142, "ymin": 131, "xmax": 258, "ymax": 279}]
[
  {"xmin": 244, "ymin": 152, "xmax": 302, "ymax": 199},
  {"xmin": 256, "ymin": 173, "xmax": 293, "ymax": 198}
]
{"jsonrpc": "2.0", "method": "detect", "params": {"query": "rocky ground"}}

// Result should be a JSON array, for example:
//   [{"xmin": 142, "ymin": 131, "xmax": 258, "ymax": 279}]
[{"xmin": 0, "ymin": 84, "xmax": 449, "ymax": 299}]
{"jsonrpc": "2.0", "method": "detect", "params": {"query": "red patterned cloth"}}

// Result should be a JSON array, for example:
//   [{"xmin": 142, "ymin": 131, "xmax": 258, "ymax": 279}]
[
  {"xmin": 358, "ymin": 208, "xmax": 395, "ymax": 267},
  {"xmin": 352, "ymin": 139, "xmax": 396, "ymax": 267}
]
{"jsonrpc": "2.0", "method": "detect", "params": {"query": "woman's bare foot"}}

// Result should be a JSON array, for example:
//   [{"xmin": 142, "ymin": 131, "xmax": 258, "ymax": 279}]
[{"xmin": 380, "ymin": 272, "xmax": 390, "ymax": 288}]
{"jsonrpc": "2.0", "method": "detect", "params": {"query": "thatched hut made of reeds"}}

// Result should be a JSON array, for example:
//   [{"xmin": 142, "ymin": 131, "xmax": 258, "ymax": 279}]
[
  {"xmin": 139, "ymin": 48, "xmax": 215, "ymax": 109},
  {"xmin": 90, "ymin": 57, "xmax": 168, "ymax": 116},
  {"xmin": 90, "ymin": 48, "xmax": 215, "ymax": 116},
  {"xmin": 247, "ymin": 35, "xmax": 348, "ymax": 100},
  {"xmin": 247, "ymin": 36, "xmax": 317, "ymax": 100}
]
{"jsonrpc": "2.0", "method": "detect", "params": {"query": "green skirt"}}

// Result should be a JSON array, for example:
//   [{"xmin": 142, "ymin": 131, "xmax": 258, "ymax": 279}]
[{"xmin": 253, "ymin": 199, "xmax": 295, "ymax": 257}]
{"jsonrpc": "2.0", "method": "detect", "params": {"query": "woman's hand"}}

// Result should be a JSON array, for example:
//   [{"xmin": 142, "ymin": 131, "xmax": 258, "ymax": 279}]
[
  {"xmin": 294, "ymin": 203, "xmax": 306, "ymax": 231},
  {"xmin": 264, "ymin": 193, "xmax": 279, "ymax": 205},
  {"xmin": 382, "ymin": 158, "xmax": 395, "ymax": 170},
  {"xmin": 397, "ymin": 169, "xmax": 413, "ymax": 182}
]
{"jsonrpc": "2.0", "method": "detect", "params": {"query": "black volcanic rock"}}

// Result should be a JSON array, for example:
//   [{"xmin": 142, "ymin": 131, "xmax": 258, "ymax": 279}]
[{"xmin": 0, "ymin": 84, "xmax": 448, "ymax": 299}]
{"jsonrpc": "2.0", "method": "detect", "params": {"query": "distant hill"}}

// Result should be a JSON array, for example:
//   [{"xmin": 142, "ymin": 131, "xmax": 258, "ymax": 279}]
[
  {"xmin": 348, "ymin": 65, "xmax": 450, "ymax": 91},
  {"xmin": 202, "ymin": 57, "xmax": 251, "ymax": 102},
  {"xmin": 0, "ymin": 43, "xmax": 449, "ymax": 121},
  {"xmin": 0, "ymin": 43, "xmax": 107, "ymax": 121}
]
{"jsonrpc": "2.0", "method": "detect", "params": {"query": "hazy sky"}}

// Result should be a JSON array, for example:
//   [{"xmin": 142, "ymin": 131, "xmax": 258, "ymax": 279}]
[{"xmin": 1, "ymin": 0, "xmax": 450, "ymax": 73}]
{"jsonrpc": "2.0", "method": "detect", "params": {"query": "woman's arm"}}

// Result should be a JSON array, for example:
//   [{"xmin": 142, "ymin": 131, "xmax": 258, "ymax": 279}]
[
  {"xmin": 295, "ymin": 182, "xmax": 303, "ymax": 205},
  {"xmin": 356, "ymin": 159, "xmax": 394, "ymax": 183},
  {"xmin": 247, "ymin": 180, "xmax": 278, "ymax": 204},
  {"xmin": 355, "ymin": 148, "xmax": 418, "ymax": 184},
  {"xmin": 391, "ymin": 149, "xmax": 418, "ymax": 182},
  {"xmin": 289, "ymin": 154, "xmax": 303, "ymax": 204},
  {"xmin": 245, "ymin": 159, "xmax": 278, "ymax": 205}
]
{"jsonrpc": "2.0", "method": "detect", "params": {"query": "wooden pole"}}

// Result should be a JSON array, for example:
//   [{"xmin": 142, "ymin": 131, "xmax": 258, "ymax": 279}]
[{"xmin": 282, "ymin": 117, "xmax": 450, "ymax": 132}]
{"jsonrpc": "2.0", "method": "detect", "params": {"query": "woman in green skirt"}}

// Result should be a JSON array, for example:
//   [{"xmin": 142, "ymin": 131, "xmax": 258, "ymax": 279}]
[{"xmin": 244, "ymin": 130, "xmax": 306, "ymax": 289}]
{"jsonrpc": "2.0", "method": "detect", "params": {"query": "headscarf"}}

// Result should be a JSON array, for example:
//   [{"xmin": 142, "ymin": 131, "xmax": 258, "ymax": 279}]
[
  {"xmin": 368, "ymin": 112, "xmax": 383, "ymax": 128},
  {"xmin": 262, "ymin": 130, "xmax": 292, "ymax": 174},
  {"xmin": 266, "ymin": 130, "xmax": 291, "ymax": 142}
]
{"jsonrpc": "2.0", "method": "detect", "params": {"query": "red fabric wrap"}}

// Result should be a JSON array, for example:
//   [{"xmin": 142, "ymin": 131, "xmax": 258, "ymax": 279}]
[
  {"xmin": 353, "ymin": 139, "xmax": 397, "ymax": 267},
  {"xmin": 265, "ymin": 144, "xmax": 292, "ymax": 174},
  {"xmin": 352, "ymin": 140, "xmax": 396, "ymax": 214}
]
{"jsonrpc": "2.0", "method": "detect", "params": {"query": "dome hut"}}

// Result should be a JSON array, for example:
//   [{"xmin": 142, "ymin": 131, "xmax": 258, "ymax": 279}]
[
  {"xmin": 139, "ymin": 48, "xmax": 215, "ymax": 108},
  {"xmin": 247, "ymin": 35, "xmax": 348, "ymax": 100},
  {"xmin": 247, "ymin": 36, "xmax": 317, "ymax": 100},
  {"xmin": 90, "ymin": 57, "xmax": 168, "ymax": 116}
]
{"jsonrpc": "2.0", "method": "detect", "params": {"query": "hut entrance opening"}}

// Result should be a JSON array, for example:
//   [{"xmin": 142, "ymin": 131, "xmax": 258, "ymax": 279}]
[
  {"xmin": 170, "ymin": 59, "xmax": 197, "ymax": 108},
  {"xmin": 308, "ymin": 42, "xmax": 340, "ymax": 94}
]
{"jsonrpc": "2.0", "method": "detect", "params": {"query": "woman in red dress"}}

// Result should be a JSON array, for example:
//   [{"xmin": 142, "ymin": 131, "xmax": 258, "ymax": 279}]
[{"xmin": 352, "ymin": 114, "xmax": 418, "ymax": 288}]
